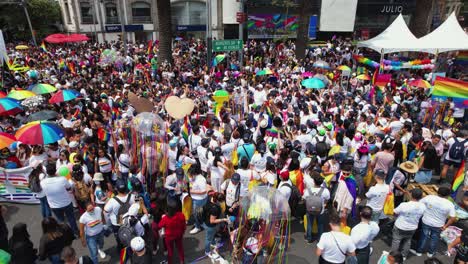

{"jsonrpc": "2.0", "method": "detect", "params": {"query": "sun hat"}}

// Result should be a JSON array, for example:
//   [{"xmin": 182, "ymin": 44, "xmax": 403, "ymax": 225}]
[{"xmin": 399, "ymin": 161, "xmax": 419, "ymax": 174}]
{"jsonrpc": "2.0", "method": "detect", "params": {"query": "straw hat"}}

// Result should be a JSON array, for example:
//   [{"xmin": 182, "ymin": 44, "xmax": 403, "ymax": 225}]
[{"xmin": 399, "ymin": 161, "xmax": 419, "ymax": 174}]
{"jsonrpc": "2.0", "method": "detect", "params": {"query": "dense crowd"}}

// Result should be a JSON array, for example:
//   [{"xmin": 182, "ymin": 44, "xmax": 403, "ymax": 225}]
[{"xmin": 0, "ymin": 37, "xmax": 467, "ymax": 264}]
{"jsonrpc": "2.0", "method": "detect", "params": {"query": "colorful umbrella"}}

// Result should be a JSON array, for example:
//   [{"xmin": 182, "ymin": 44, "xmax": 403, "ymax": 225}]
[
  {"xmin": 0, "ymin": 132, "xmax": 16, "ymax": 149},
  {"xmin": 302, "ymin": 72, "xmax": 313, "ymax": 77},
  {"xmin": 213, "ymin": 54, "xmax": 226, "ymax": 66},
  {"xmin": 15, "ymin": 45, "xmax": 29, "ymax": 50},
  {"xmin": 356, "ymin": 74, "xmax": 371, "ymax": 81},
  {"xmin": 26, "ymin": 110, "xmax": 59, "ymax": 122},
  {"xmin": 256, "ymin": 69, "xmax": 273, "ymax": 76},
  {"xmin": 337, "ymin": 65, "xmax": 352, "ymax": 72},
  {"xmin": 15, "ymin": 121, "xmax": 64, "ymax": 145},
  {"xmin": 49, "ymin": 89, "xmax": 80, "ymax": 104},
  {"xmin": 0, "ymin": 98, "xmax": 23, "ymax": 115},
  {"xmin": 408, "ymin": 79, "xmax": 431, "ymax": 89},
  {"xmin": 0, "ymin": 91, "xmax": 6, "ymax": 98},
  {"xmin": 28, "ymin": 83, "xmax": 57, "ymax": 95},
  {"xmin": 313, "ymin": 60, "xmax": 330, "ymax": 69},
  {"xmin": 301, "ymin": 78, "xmax": 326, "ymax": 89},
  {"xmin": 7, "ymin": 90, "xmax": 36, "ymax": 100}
]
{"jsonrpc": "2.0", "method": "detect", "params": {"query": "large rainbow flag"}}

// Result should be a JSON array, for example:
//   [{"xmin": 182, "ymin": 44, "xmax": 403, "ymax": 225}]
[
  {"xmin": 432, "ymin": 76, "xmax": 468, "ymax": 108},
  {"xmin": 451, "ymin": 160, "xmax": 465, "ymax": 198}
]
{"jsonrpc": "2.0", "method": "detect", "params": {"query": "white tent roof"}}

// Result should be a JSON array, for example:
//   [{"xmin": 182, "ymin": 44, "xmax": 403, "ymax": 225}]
[
  {"xmin": 416, "ymin": 13, "xmax": 468, "ymax": 53},
  {"xmin": 357, "ymin": 14, "xmax": 421, "ymax": 54}
]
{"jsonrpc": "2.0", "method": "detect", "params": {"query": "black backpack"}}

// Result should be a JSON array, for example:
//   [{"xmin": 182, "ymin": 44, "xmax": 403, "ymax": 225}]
[
  {"xmin": 449, "ymin": 138, "xmax": 467, "ymax": 160},
  {"xmin": 114, "ymin": 195, "xmax": 132, "ymax": 225},
  {"xmin": 316, "ymin": 136, "xmax": 329, "ymax": 157},
  {"xmin": 118, "ymin": 215, "xmax": 142, "ymax": 248},
  {"xmin": 282, "ymin": 183, "xmax": 304, "ymax": 217}
]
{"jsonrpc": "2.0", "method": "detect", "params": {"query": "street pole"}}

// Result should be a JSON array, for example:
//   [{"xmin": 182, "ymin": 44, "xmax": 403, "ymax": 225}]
[
  {"xmin": 206, "ymin": 0, "xmax": 212, "ymax": 66},
  {"xmin": 21, "ymin": 0, "xmax": 37, "ymax": 46},
  {"xmin": 238, "ymin": 0, "xmax": 244, "ymax": 68},
  {"xmin": 118, "ymin": 0, "xmax": 127, "ymax": 56}
]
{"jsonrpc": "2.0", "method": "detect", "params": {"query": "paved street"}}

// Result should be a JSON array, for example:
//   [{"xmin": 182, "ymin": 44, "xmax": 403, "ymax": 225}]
[{"xmin": 3, "ymin": 202, "xmax": 456, "ymax": 264}]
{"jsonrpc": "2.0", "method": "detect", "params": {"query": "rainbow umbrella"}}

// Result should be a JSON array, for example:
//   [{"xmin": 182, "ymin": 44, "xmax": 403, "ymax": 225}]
[
  {"xmin": 302, "ymin": 72, "xmax": 313, "ymax": 77},
  {"xmin": 408, "ymin": 79, "xmax": 431, "ymax": 89},
  {"xmin": 356, "ymin": 74, "xmax": 371, "ymax": 81},
  {"xmin": 213, "ymin": 54, "xmax": 226, "ymax": 66},
  {"xmin": 256, "ymin": 69, "xmax": 273, "ymax": 76},
  {"xmin": 301, "ymin": 78, "xmax": 325, "ymax": 89},
  {"xmin": 49, "ymin": 89, "xmax": 80, "ymax": 104},
  {"xmin": 7, "ymin": 90, "xmax": 36, "ymax": 100},
  {"xmin": 28, "ymin": 83, "xmax": 57, "ymax": 95},
  {"xmin": 0, "ymin": 132, "xmax": 16, "ymax": 149},
  {"xmin": 337, "ymin": 65, "xmax": 352, "ymax": 71},
  {"xmin": 0, "ymin": 91, "xmax": 6, "ymax": 98},
  {"xmin": 0, "ymin": 98, "xmax": 23, "ymax": 115},
  {"xmin": 15, "ymin": 121, "xmax": 64, "ymax": 145}
]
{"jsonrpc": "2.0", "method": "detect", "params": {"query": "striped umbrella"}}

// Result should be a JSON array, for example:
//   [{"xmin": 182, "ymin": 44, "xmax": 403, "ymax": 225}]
[
  {"xmin": 408, "ymin": 79, "xmax": 431, "ymax": 89},
  {"xmin": 7, "ymin": 90, "xmax": 36, "ymax": 100},
  {"xmin": 15, "ymin": 121, "xmax": 65, "ymax": 145},
  {"xmin": 28, "ymin": 83, "xmax": 57, "ymax": 95},
  {"xmin": 49, "ymin": 89, "xmax": 80, "ymax": 104},
  {"xmin": 0, "ymin": 132, "xmax": 16, "ymax": 149},
  {"xmin": 337, "ymin": 65, "xmax": 352, "ymax": 71},
  {"xmin": 0, "ymin": 98, "xmax": 23, "ymax": 115},
  {"xmin": 356, "ymin": 74, "xmax": 371, "ymax": 81}
]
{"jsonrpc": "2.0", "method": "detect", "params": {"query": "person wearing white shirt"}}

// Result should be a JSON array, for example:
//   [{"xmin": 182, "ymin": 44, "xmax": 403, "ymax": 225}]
[
  {"xmin": 40, "ymin": 163, "xmax": 79, "ymax": 235},
  {"xmin": 79, "ymin": 203, "xmax": 107, "ymax": 263},
  {"xmin": 316, "ymin": 214, "xmax": 356, "ymax": 264},
  {"xmin": 188, "ymin": 126, "xmax": 202, "ymax": 158},
  {"xmin": 411, "ymin": 186, "xmax": 457, "ymax": 257},
  {"xmin": 303, "ymin": 175, "xmax": 330, "ymax": 243},
  {"xmin": 277, "ymin": 171, "xmax": 293, "ymax": 201},
  {"xmin": 365, "ymin": 169, "xmax": 389, "ymax": 222},
  {"xmin": 391, "ymin": 188, "xmax": 426, "ymax": 259},
  {"xmin": 351, "ymin": 206, "xmax": 380, "ymax": 264},
  {"xmin": 440, "ymin": 132, "xmax": 468, "ymax": 182},
  {"xmin": 236, "ymin": 158, "xmax": 260, "ymax": 198},
  {"xmin": 188, "ymin": 164, "xmax": 208, "ymax": 235}
]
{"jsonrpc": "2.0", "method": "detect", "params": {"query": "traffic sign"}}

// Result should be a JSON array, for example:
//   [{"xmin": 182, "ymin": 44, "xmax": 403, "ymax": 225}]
[{"xmin": 212, "ymin": 39, "xmax": 243, "ymax": 52}]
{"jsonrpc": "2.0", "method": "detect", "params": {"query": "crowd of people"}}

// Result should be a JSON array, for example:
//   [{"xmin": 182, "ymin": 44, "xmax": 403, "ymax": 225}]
[{"xmin": 0, "ymin": 36, "xmax": 466, "ymax": 264}]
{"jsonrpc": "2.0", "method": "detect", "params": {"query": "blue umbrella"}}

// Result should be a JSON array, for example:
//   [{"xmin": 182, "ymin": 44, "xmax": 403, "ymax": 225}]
[{"xmin": 301, "ymin": 78, "xmax": 326, "ymax": 89}]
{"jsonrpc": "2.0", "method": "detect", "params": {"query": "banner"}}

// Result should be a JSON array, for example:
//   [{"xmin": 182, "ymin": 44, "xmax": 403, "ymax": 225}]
[
  {"xmin": 247, "ymin": 14, "xmax": 299, "ymax": 39},
  {"xmin": 0, "ymin": 166, "xmax": 38, "ymax": 204},
  {"xmin": 320, "ymin": 0, "xmax": 358, "ymax": 32}
]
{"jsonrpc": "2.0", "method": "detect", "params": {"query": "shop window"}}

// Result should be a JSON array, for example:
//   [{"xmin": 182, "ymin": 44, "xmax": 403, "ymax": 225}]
[
  {"xmin": 80, "ymin": 2, "xmax": 95, "ymax": 24},
  {"xmin": 132, "ymin": 2, "xmax": 152, "ymax": 23}
]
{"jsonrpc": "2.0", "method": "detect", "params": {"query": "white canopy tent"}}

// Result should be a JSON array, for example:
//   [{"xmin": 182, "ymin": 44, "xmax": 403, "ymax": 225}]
[
  {"xmin": 416, "ymin": 13, "xmax": 468, "ymax": 54},
  {"xmin": 357, "ymin": 14, "xmax": 422, "ymax": 54}
]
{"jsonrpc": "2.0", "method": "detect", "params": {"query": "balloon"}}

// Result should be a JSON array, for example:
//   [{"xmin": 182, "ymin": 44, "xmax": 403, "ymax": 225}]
[{"xmin": 58, "ymin": 166, "xmax": 70, "ymax": 177}]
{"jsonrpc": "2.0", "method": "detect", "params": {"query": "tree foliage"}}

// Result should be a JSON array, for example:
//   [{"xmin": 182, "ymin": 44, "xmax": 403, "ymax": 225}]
[{"xmin": 0, "ymin": 0, "xmax": 61, "ymax": 42}]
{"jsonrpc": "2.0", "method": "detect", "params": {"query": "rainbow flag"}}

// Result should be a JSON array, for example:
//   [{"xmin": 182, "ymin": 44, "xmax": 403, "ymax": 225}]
[
  {"xmin": 119, "ymin": 247, "xmax": 130, "ymax": 264},
  {"xmin": 182, "ymin": 116, "xmax": 190, "ymax": 143},
  {"xmin": 454, "ymin": 51, "xmax": 468, "ymax": 66},
  {"xmin": 97, "ymin": 127, "xmax": 110, "ymax": 142},
  {"xmin": 40, "ymin": 41, "xmax": 48, "ymax": 52},
  {"xmin": 147, "ymin": 40, "xmax": 153, "ymax": 55},
  {"xmin": 67, "ymin": 62, "xmax": 76, "ymax": 75},
  {"xmin": 372, "ymin": 68, "xmax": 391, "ymax": 88},
  {"xmin": 451, "ymin": 160, "xmax": 465, "ymax": 198},
  {"xmin": 432, "ymin": 76, "xmax": 468, "ymax": 108},
  {"xmin": 58, "ymin": 58, "xmax": 65, "ymax": 69}
]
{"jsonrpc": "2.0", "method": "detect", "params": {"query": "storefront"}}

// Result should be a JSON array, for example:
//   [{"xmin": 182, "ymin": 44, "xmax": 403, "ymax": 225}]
[
  {"xmin": 355, "ymin": 0, "xmax": 416, "ymax": 39},
  {"xmin": 172, "ymin": 0, "xmax": 207, "ymax": 39}
]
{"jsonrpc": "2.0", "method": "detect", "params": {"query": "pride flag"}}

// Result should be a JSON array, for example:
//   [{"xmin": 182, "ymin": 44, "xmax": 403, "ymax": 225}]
[
  {"xmin": 97, "ymin": 127, "xmax": 110, "ymax": 142},
  {"xmin": 67, "ymin": 62, "xmax": 76, "ymax": 75},
  {"xmin": 432, "ymin": 76, "xmax": 468, "ymax": 108},
  {"xmin": 147, "ymin": 40, "xmax": 153, "ymax": 55},
  {"xmin": 372, "ymin": 68, "xmax": 391, "ymax": 88},
  {"xmin": 40, "ymin": 41, "xmax": 47, "ymax": 52},
  {"xmin": 182, "ymin": 116, "xmax": 190, "ymax": 143},
  {"xmin": 451, "ymin": 160, "xmax": 465, "ymax": 198},
  {"xmin": 58, "ymin": 58, "xmax": 65, "ymax": 69}
]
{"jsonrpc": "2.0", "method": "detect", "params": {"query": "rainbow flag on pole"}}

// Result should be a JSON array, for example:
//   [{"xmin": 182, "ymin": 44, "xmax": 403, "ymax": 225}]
[
  {"xmin": 182, "ymin": 116, "xmax": 190, "ymax": 143},
  {"xmin": 451, "ymin": 160, "xmax": 465, "ymax": 198},
  {"xmin": 40, "ymin": 41, "xmax": 48, "ymax": 52},
  {"xmin": 432, "ymin": 76, "xmax": 468, "ymax": 108}
]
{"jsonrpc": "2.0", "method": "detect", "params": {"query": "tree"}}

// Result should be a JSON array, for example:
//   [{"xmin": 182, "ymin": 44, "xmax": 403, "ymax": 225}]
[
  {"xmin": 295, "ymin": 0, "xmax": 313, "ymax": 60},
  {"xmin": 0, "ymin": 0, "xmax": 61, "ymax": 41},
  {"xmin": 410, "ymin": 0, "xmax": 435, "ymax": 37},
  {"xmin": 156, "ymin": 0, "xmax": 173, "ymax": 66}
]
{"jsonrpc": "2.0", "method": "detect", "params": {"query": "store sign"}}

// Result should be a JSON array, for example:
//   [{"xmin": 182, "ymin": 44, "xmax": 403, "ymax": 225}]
[
  {"xmin": 105, "ymin": 25, "xmax": 144, "ymax": 32},
  {"xmin": 379, "ymin": 4, "xmax": 403, "ymax": 14},
  {"xmin": 212, "ymin": 39, "xmax": 243, "ymax": 52},
  {"xmin": 105, "ymin": 25, "xmax": 121, "ymax": 32},
  {"xmin": 176, "ymin": 25, "xmax": 206, "ymax": 31}
]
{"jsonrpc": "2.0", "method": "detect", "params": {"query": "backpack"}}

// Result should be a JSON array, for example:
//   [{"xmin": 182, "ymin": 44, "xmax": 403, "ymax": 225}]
[
  {"xmin": 316, "ymin": 136, "xmax": 329, "ymax": 157},
  {"xmin": 28, "ymin": 173, "xmax": 42, "ymax": 193},
  {"xmin": 117, "ymin": 216, "xmax": 140, "ymax": 248},
  {"xmin": 305, "ymin": 187, "xmax": 325, "ymax": 215},
  {"xmin": 73, "ymin": 179, "xmax": 90, "ymax": 201},
  {"xmin": 282, "ymin": 183, "xmax": 304, "ymax": 217},
  {"xmin": 114, "ymin": 195, "xmax": 132, "ymax": 225},
  {"xmin": 385, "ymin": 167, "xmax": 400, "ymax": 185},
  {"xmin": 449, "ymin": 138, "xmax": 467, "ymax": 160}
]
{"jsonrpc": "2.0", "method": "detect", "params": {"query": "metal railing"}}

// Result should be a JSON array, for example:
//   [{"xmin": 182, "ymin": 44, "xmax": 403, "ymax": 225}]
[{"xmin": 132, "ymin": 16, "xmax": 152, "ymax": 23}]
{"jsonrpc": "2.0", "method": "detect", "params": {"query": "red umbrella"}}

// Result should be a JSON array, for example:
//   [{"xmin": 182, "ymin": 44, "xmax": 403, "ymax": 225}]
[{"xmin": 45, "ymin": 33, "xmax": 90, "ymax": 43}]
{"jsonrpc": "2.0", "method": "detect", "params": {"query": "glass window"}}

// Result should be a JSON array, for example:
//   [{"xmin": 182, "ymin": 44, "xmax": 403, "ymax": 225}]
[
  {"xmin": 64, "ymin": 1, "xmax": 72, "ymax": 24},
  {"xmin": 105, "ymin": 3, "xmax": 119, "ymax": 24},
  {"xmin": 132, "ymin": 2, "xmax": 151, "ymax": 23},
  {"xmin": 171, "ymin": 2, "xmax": 186, "ymax": 25},
  {"xmin": 189, "ymin": 2, "xmax": 206, "ymax": 25},
  {"xmin": 80, "ymin": 2, "xmax": 94, "ymax": 24}
]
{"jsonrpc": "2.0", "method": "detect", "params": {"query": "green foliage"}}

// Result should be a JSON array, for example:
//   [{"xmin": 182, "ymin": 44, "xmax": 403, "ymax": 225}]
[{"xmin": 0, "ymin": 0, "xmax": 61, "ymax": 41}]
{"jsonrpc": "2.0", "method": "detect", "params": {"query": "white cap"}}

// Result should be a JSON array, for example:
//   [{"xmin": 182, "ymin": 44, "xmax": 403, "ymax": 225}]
[{"xmin": 130, "ymin": 237, "xmax": 145, "ymax": 252}]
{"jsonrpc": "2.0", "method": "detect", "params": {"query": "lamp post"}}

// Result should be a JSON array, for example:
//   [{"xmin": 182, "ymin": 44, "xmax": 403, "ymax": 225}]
[{"xmin": 20, "ymin": 0, "xmax": 37, "ymax": 46}]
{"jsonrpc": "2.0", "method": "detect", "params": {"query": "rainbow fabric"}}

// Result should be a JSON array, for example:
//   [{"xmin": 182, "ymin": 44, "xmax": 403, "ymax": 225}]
[
  {"xmin": 40, "ymin": 41, "xmax": 47, "ymax": 52},
  {"xmin": 147, "ymin": 40, "xmax": 153, "ymax": 55},
  {"xmin": 432, "ymin": 76, "xmax": 468, "ymax": 108},
  {"xmin": 97, "ymin": 127, "xmax": 110, "ymax": 142},
  {"xmin": 111, "ymin": 107, "xmax": 121, "ymax": 120},
  {"xmin": 451, "ymin": 160, "xmax": 465, "ymax": 198},
  {"xmin": 58, "ymin": 58, "xmax": 65, "ymax": 69},
  {"xmin": 353, "ymin": 55, "xmax": 379, "ymax": 68},
  {"xmin": 182, "ymin": 116, "xmax": 190, "ymax": 143},
  {"xmin": 119, "ymin": 247, "xmax": 130, "ymax": 264},
  {"xmin": 67, "ymin": 62, "xmax": 76, "ymax": 74}
]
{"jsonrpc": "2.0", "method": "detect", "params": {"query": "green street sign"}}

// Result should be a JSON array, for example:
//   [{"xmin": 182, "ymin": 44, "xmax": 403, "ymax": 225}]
[{"xmin": 212, "ymin": 39, "xmax": 243, "ymax": 52}]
